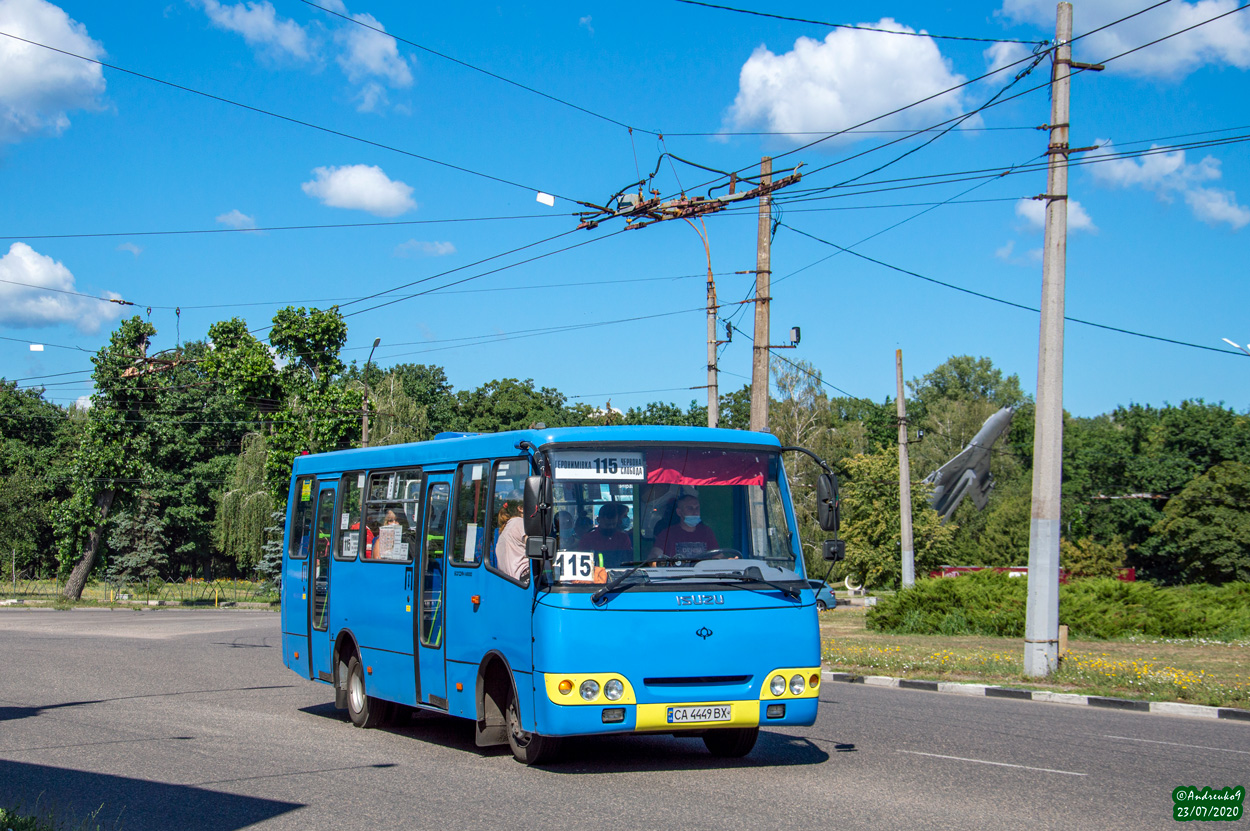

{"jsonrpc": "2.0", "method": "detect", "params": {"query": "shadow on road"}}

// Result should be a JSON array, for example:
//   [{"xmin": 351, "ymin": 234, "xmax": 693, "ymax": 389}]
[
  {"xmin": 0, "ymin": 685, "xmax": 297, "ymax": 723},
  {"xmin": 299, "ymin": 701, "xmax": 831, "ymax": 770},
  {"xmin": 0, "ymin": 759, "xmax": 303, "ymax": 831}
]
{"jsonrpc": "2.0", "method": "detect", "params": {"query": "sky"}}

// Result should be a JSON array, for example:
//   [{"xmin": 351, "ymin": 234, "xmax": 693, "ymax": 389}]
[{"xmin": 1, "ymin": 0, "xmax": 1248, "ymax": 419}]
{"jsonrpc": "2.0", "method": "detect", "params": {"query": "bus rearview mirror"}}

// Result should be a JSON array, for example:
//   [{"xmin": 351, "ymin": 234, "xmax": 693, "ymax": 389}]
[
  {"xmin": 822, "ymin": 539, "xmax": 846, "ymax": 562},
  {"xmin": 526, "ymin": 536, "xmax": 556, "ymax": 561},
  {"xmin": 816, "ymin": 472, "xmax": 840, "ymax": 533},
  {"xmin": 523, "ymin": 475, "xmax": 553, "ymax": 537}
]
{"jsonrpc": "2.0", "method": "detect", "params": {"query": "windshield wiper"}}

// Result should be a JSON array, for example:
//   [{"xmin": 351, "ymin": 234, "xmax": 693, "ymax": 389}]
[
  {"xmin": 657, "ymin": 567, "xmax": 803, "ymax": 600},
  {"xmin": 591, "ymin": 565, "xmax": 652, "ymax": 604}
]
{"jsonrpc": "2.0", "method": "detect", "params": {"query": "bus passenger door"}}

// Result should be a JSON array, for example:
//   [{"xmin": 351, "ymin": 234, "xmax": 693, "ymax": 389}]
[
  {"xmin": 415, "ymin": 474, "xmax": 452, "ymax": 707},
  {"xmin": 307, "ymin": 483, "xmax": 338, "ymax": 682},
  {"xmin": 282, "ymin": 475, "xmax": 315, "ymax": 679}
]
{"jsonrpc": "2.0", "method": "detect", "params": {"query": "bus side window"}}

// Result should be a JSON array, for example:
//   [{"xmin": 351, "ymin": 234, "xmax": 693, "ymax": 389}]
[
  {"xmin": 289, "ymin": 476, "xmax": 315, "ymax": 559},
  {"xmin": 364, "ymin": 469, "xmax": 422, "ymax": 562},
  {"xmin": 452, "ymin": 462, "xmax": 487, "ymax": 565},
  {"xmin": 337, "ymin": 472, "xmax": 365, "ymax": 560},
  {"xmin": 487, "ymin": 458, "xmax": 530, "ymax": 583}
]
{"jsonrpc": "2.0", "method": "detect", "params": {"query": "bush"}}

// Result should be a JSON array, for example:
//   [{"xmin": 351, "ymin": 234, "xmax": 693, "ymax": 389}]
[{"xmin": 866, "ymin": 571, "xmax": 1250, "ymax": 641}]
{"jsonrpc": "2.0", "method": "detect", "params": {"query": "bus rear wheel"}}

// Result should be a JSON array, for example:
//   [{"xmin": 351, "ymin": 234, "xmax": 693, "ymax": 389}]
[
  {"xmin": 346, "ymin": 656, "xmax": 391, "ymax": 728},
  {"xmin": 506, "ymin": 696, "xmax": 561, "ymax": 765},
  {"xmin": 703, "ymin": 726, "xmax": 759, "ymax": 757}
]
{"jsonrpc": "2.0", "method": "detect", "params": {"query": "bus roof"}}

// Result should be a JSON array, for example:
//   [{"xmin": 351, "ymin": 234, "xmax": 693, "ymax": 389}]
[{"xmin": 290, "ymin": 425, "xmax": 781, "ymax": 476}]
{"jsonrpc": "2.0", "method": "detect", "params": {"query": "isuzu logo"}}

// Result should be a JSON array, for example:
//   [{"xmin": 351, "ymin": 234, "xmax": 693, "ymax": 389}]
[{"xmin": 677, "ymin": 594, "xmax": 724, "ymax": 606}]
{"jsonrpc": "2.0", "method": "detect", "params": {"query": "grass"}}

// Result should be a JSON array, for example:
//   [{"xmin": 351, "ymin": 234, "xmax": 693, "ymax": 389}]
[
  {"xmin": 1, "ymin": 578, "xmax": 278, "ymax": 608},
  {"xmin": 820, "ymin": 606, "xmax": 1250, "ymax": 709},
  {"xmin": 0, "ymin": 801, "xmax": 113, "ymax": 831}
]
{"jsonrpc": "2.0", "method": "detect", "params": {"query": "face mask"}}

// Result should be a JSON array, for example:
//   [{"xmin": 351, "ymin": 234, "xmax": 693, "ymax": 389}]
[{"xmin": 682, "ymin": 514, "xmax": 700, "ymax": 527}]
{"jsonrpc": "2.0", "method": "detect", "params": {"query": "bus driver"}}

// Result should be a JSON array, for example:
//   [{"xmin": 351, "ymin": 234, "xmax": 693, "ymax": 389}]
[{"xmin": 650, "ymin": 494, "xmax": 718, "ymax": 561}]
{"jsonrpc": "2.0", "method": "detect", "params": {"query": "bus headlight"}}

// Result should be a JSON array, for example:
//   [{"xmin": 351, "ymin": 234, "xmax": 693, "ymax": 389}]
[
  {"xmin": 770, "ymin": 674, "xmax": 786, "ymax": 696},
  {"xmin": 790, "ymin": 674, "xmax": 805, "ymax": 695},
  {"xmin": 604, "ymin": 679, "xmax": 624, "ymax": 701},
  {"xmin": 580, "ymin": 679, "xmax": 600, "ymax": 701}
]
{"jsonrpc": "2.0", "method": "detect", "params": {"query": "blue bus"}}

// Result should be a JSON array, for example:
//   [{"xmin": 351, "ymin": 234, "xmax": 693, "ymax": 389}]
[{"xmin": 281, "ymin": 426, "xmax": 843, "ymax": 764}]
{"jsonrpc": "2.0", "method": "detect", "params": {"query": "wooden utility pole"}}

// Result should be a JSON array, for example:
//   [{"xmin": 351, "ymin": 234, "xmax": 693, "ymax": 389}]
[
  {"xmin": 896, "ymin": 350, "xmax": 915, "ymax": 588},
  {"xmin": 1024, "ymin": 2, "xmax": 1073, "ymax": 677},
  {"xmin": 750, "ymin": 157, "xmax": 773, "ymax": 432}
]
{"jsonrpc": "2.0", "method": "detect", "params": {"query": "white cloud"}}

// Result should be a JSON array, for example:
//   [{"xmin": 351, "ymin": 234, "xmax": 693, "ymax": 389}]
[
  {"xmin": 995, "ymin": 239, "xmax": 1016, "ymax": 260},
  {"xmin": 984, "ymin": 40, "xmax": 1032, "ymax": 73},
  {"xmin": 1185, "ymin": 187, "xmax": 1250, "ymax": 229},
  {"xmin": 301, "ymin": 164, "xmax": 415, "ymax": 216},
  {"xmin": 216, "ymin": 208, "xmax": 257, "ymax": 229},
  {"xmin": 1015, "ymin": 197, "xmax": 1097, "ymax": 232},
  {"xmin": 999, "ymin": 0, "xmax": 1250, "ymax": 78},
  {"xmin": 726, "ymin": 21, "xmax": 969, "ymax": 143},
  {"xmin": 0, "ymin": 242, "xmax": 122, "ymax": 333},
  {"xmin": 354, "ymin": 80, "xmax": 388, "ymax": 113},
  {"xmin": 116, "ymin": 242, "xmax": 142, "ymax": 256},
  {"xmin": 394, "ymin": 239, "xmax": 455, "ymax": 258},
  {"xmin": 336, "ymin": 12, "xmax": 412, "ymax": 87},
  {"xmin": 73, "ymin": 394, "xmax": 92, "ymax": 410},
  {"xmin": 196, "ymin": 0, "xmax": 312, "ymax": 61},
  {"xmin": 1089, "ymin": 140, "xmax": 1248, "ymax": 229},
  {"xmin": 579, "ymin": 15, "xmax": 594, "ymax": 36},
  {"xmin": 0, "ymin": 0, "xmax": 106, "ymax": 143}
]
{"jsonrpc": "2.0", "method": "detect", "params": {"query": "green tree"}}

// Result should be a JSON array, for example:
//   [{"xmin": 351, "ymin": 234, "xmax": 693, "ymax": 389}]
[
  {"xmin": 1139, "ymin": 461, "xmax": 1250, "ymax": 584},
  {"xmin": 206, "ymin": 307, "xmax": 363, "ymax": 508},
  {"xmin": 0, "ymin": 382, "xmax": 77, "ymax": 578},
  {"xmin": 55, "ymin": 317, "xmax": 159, "ymax": 598},
  {"xmin": 107, "ymin": 491, "xmax": 169, "ymax": 584},
  {"xmin": 907, "ymin": 354, "xmax": 1027, "ymax": 418},
  {"xmin": 838, "ymin": 447, "xmax": 956, "ymax": 589},
  {"xmin": 1061, "ymin": 536, "xmax": 1127, "ymax": 579},
  {"xmin": 453, "ymin": 378, "xmax": 568, "ymax": 432},
  {"xmin": 215, "ymin": 432, "xmax": 272, "ymax": 570}
]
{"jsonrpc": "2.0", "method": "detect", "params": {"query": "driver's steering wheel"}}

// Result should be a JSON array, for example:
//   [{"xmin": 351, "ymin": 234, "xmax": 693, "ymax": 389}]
[{"xmin": 694, "ymin": 548, "xmax": 743, "ymax": 561}]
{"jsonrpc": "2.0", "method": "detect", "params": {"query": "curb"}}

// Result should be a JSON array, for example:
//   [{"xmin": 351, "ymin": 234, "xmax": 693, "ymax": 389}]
[{"xmin": 822, "ymin": 670, "xmax": 1250, "ymax": 722}]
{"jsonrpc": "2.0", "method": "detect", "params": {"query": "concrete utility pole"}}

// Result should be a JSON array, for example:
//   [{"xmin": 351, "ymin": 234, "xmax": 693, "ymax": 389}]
[
  {"xmin": 706, "ymin": 255, "xmax": 720, "ymax": 428},
  {"xmin": 1024, "ymin": 2, "xmax": 1073, "ymax": 677},
  {"xmin": 896, "ymin": 350, "xmax": 915, "ymax": 588},
  {"xmin": 750, "ymin": 157, "xmax": 773, "ymax": 432}
]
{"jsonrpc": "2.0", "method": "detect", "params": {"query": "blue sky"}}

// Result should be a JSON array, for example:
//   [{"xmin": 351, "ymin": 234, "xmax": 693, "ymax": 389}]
[{"xmin": 2, "ymin": 0, "xmax": 1248, "ymax": 418}]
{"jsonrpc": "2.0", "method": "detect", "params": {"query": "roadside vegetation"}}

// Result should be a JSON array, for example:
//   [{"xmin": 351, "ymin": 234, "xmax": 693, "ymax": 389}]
[{"xmin": 822, "ymin": 605, "xmax": 1250, "ymax": 709}]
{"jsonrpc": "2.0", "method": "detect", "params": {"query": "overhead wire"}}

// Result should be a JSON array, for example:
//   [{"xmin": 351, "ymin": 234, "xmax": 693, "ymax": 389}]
[
  {"xmin": 779, "ymin": 222, "xmax": 1247, "ymax": 357},
  {"xmin": 673, "ymin": 0, "xmax": 1050, "ymax": 45},
  {"xmin": 0, "ymin": 30, "xmax": 579, "ymax": 203},
  {"xmin": 0, "ymin": 212, "xmax": 569, "ymax": 242},
  {"xmin": 297, "ymin": 0, "xmax": 659, "ymax": 136}
]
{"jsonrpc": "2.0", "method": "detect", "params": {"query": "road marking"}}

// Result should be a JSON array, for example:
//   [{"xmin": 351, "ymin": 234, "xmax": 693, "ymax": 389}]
[
  {"xmin": 1103, "ymin": 735, "xmax": 1250, "ymax": 755},
  {"xmin": 896, "ymin": 750, "xmax": 1087, "ymax": 776}
]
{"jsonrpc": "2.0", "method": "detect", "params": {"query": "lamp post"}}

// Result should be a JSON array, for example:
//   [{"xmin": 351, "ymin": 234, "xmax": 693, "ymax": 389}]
[
  {"xmin": 361, "ymin": 337, "xmax": 381, "ymax": 448},
  {"xmin": 1222, "ymin": 338, "xmax": 1250, "ymax": 357}
]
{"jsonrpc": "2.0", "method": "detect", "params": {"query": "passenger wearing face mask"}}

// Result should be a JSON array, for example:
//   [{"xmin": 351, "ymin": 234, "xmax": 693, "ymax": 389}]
[{"xmin": 650, "ymin": 494, "xmax": 718, "ymax": 561}]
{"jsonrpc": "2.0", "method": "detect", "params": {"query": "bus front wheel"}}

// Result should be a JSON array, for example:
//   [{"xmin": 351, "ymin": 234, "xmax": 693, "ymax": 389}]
[
  {"xmin": 346, "ymin": 656, "xmax": 391, "ymax": 728},
  {"xmin": 703, "ymin": 726, "xmax": 759, "ymax": 757},
  {"xmin": 506, "ymin": 696, "xmax": 561, "ymax": 765}
]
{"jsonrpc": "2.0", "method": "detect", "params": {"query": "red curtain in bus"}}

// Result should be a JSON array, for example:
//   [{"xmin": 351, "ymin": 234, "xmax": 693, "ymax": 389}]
[{"xmin": 645, "ymin": 448, "xmax": 766, "ymax": 486}]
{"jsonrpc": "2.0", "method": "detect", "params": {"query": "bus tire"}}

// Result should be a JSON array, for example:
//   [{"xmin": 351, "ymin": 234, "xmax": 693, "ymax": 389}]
[
  {"xmin": 703, "ymin": 727, "xmax": 758, "ymax": 757},
  {"xmin": 506, "ymin": 694, "xmax": 561, "ymax": 765},
  {"xmin": 346, "ymin": 656, "xmax": 390, "ymax": 728}
]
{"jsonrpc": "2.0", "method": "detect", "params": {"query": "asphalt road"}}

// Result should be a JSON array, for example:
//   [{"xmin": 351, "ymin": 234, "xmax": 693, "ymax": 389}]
[{"xmin": 2, "ymin": 609, "xmax": 1246, "ymax": 830}]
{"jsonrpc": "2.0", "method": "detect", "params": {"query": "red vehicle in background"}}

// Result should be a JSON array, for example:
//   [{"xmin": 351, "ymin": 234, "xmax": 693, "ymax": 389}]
[{"xmin": 928, "ymin": 565, "xmax": 1136, "ymax": 583}]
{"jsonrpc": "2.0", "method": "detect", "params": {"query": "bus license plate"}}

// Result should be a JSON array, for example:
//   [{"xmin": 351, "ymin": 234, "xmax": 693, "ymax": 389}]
[{"xmin": 667, "ymin": 705, "xmax": 731, "ymax": 724}]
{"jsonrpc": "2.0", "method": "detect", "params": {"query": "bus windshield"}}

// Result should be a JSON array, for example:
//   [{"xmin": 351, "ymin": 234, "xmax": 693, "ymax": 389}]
[{"xmin": 545, "ymin": 446, "xmax": 802, "ymax": 589}]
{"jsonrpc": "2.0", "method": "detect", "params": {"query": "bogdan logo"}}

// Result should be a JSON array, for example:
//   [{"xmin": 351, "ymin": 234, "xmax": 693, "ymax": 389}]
[{"xmin": 1172, "ymin": 785, "xmax": 1244, "ymax": 822}]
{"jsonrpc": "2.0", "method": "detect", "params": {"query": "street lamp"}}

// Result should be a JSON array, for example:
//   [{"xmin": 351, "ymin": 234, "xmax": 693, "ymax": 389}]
[
  {"xmin": 1222, "ymin": 338, "xmax": 1250, "ymax": 357},
  {"xmin": 361, "ymin": 337, "xmax": 381, "ymax": 448}
]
